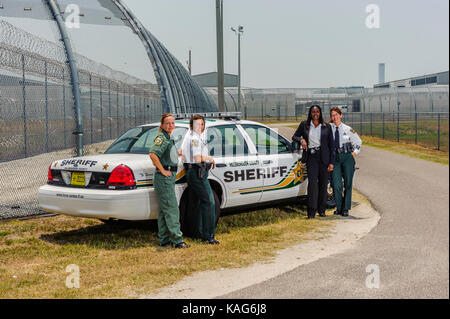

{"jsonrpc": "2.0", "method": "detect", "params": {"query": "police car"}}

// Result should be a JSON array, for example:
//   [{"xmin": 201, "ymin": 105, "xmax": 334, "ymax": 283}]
[{"xmin": 38, "ymin": 112, "xmax": 313, "ymax": 227}]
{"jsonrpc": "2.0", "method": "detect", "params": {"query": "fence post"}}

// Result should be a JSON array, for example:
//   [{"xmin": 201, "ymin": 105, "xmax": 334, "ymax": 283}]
[
  {"xmin": 397, "ymin": 110, "xmax": 400, "ymax": 142},
  {"xmin": 134, "ymin": 88, "xmax": 137, "ymax": 127},
  {"xmin": 382, "ymin": 112, "xmax": 385, "ymax": 139},
  {"xmin": 415, "ymin": 112, "xmax": 418, "ymax": 144},
  {"xmin": 261, "ymin": 101, "xmax": 263, "ymax": 121},
  {"xmin": 89, "ymin": 74, "xmax": 93, "ymax": 144},
  {"xmin": 44, "ymin": 60, "xmax": 49, "ymax": 153},
  {"xmin": 360, "ymin": 112, "xmax": 362, "ymax": 135},
  {"xmin": 370, "ymin": 112, "xmax": 373, "ymax": 136},
  {"xmin": 123, "ymin": 86, "xmax": 126, "ymax": 132},
  {"xmin": 438, "ymin": 113, "xmax": 441, "ymax": 151},
  {"xmin": 22, "ymin": 54, "xmax": 27, "ymax": 157},
  {"xmin": 63, "ymin": 68, "xmax": 67, "ymax": 148},
  {"xmin": 108, "ymin": 80, "xmax": 112, "ymax": 139},
  {"xmin": 100, "ymin": 78, "xmax": 103, "ymax": 141},
  {"xmin": 116, "ymin": 83, "xmax": 119, "ymax": 137}
]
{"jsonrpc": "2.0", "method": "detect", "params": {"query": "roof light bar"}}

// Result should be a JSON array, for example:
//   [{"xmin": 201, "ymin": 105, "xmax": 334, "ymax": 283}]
[{"xmin": 174, "ymin": 112, "xmax": 241, "ymax": 121}]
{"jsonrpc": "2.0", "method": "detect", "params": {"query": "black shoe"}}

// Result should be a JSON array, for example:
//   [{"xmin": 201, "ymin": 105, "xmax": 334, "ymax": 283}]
[
  {"xmin": 207, "ymin": 238, "xmax": 220, "ymax": 245},
  {"xmin": 318, "ymin": 212, "xmax": 326, "ymax": 217},
  {"xmin": 307, "ymin": 215, "xmax": 315, "ymax": 219},
  {"xmin": 334, "ymin": 210, "xmax": 342, "ymax": 215},
  {"xmin": 174, "ymin": 242, "xmax": 190, "ymax": 248},
  {"xmin": 342, "ymin": 210, "xmax": 349, "ymax": 217}
]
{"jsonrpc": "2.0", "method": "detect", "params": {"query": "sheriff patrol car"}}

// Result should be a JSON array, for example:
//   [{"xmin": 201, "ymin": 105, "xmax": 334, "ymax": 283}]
[{"xmin": 38, "ymin": 113, "xmax": 312, "ymax": 226}]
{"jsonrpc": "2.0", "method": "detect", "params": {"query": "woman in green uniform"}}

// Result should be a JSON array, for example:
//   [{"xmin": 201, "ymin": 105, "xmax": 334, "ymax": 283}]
[
  {"xmin": 149, "ymin": 113, "xmax": 189, "ymax": 248},
  {"xmin": 329, "ymin": 107, "xmax": 362, "ymax": 217}
]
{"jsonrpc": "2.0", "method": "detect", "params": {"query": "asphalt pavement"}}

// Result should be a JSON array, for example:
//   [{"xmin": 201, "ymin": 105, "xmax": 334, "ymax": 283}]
[{"xmin": 219, "ymin": 125, "xmax": 449, "ymax": 298}]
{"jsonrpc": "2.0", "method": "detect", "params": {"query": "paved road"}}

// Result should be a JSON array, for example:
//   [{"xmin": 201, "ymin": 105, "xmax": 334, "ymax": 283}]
[{"xmin": 220, "ymin": 126, "xmax": 449, "ymax": 298}]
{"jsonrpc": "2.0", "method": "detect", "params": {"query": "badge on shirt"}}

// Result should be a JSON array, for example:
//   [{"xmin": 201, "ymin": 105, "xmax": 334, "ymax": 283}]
[
  {"xmin": 154, "ymin": 137, "xmax": 163, "ymax": 146},
  {"xmin": 192, "ymin": 139, "xmax": 199, "ymax": 147}
]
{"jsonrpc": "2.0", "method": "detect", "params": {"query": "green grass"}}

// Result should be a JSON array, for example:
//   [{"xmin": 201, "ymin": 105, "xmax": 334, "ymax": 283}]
[
  {"xmin": 348, "ymin": 119, "xmax": 449, "ymax": 152},
  {"xmin": 0, "ymin": 201, "xmax": 338, "ymax": 298},
  {"xmin": 361, "ymin": 136, "xmax": 449, "ymax": 165}
]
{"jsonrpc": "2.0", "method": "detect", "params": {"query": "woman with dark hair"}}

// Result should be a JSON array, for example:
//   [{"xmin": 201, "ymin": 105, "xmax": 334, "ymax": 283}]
[
  {"xmin": 292, "ymin": 105, "xmax": 335, "ymax": 218},
  {"xmin": 180, "ymin": 114, "xmax": 219, "ymax": 244}
]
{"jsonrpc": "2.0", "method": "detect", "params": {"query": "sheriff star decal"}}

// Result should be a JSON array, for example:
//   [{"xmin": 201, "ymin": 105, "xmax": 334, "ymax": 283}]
[
  {"xmin": 103, "ymin": 164, "xmax": 109, "ymax": 170},
  {"xmin": 293, "ymin": 161, "xmax": 306, "ymax": 184}
]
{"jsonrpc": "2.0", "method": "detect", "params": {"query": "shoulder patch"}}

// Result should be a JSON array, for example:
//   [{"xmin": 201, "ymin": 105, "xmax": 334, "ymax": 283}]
[
  {"xmin": 192, "ymin": 139, "xmax": 199, "ymax": 147},
  {"xmin": 154, "ymin": 136, "xmax": 163, "ymax": 146},
  {"xmin": 350, "ymin": 129, "xmax": 356, "ymax": 134}
]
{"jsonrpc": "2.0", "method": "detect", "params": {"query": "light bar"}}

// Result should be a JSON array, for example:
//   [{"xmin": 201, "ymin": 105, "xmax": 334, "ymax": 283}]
[{"xmin": 174, "ymin": 112, "xmax": 241, "ymax": 121}]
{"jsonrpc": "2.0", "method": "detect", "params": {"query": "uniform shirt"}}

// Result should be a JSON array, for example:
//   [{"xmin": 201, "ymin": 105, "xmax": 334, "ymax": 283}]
[
  {"xmin": 181, "ymin": 130, "xmax": 209, "ymax": 163},
  {"xmin": 331, "ymin": 122, "xmax": 362, "ymax": 155},
  {"xmin": 308, "ymin": 121, "xmax": 322, "ymax": 149},
  {"xmin": 149, "ymin": 129, "xmax": 178, "ymax": 166}
]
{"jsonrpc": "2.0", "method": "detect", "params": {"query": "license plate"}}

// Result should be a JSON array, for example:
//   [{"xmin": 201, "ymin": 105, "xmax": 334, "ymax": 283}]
[{"xmin": 71, "ymin": 172, "xmax": 86, "ymax": 186}]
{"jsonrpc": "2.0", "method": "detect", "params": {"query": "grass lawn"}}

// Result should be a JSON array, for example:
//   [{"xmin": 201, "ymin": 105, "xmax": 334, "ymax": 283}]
[
  {"xmin": 360, "ymin": 135, "xmax": 449, "ymax": 166},
  {"xmin": 0, "ymin": 200, "xmax": 338, "ymax": 298}
]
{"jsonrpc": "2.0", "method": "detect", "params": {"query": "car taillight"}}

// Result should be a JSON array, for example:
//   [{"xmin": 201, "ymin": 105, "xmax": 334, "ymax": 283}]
[
  {"xmin": 48, "ymin": 165, "xmax": 53, "ymax": 182},
  {"xmin": 106, "ymin": 165, "xmax": 135, "ymax": 186}
]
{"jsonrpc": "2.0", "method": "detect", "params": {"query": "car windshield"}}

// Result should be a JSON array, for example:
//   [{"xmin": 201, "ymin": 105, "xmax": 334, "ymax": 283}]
[{"xmin": 104, "ymin": 126, "xmax": 188, "ymax": 154}]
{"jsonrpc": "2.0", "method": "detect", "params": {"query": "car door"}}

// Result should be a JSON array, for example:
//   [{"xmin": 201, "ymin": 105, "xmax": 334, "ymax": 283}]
[
  {"xmin": 206, "ymin": 124, "xmax": 263, "ymax": 208},
  {"xmin": 241, "ymin": 124, "xmax": 305, "ymax": 203}
]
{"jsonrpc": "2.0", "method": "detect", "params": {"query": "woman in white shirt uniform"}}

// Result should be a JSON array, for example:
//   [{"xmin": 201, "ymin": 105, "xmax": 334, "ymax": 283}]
[
  {"xmin": 329, "ymin": 107, "xmax": 362, "ymax": 217},
  {"xmin": 181, "ymin": 114, "xmax": 219, "ymax": 244}
]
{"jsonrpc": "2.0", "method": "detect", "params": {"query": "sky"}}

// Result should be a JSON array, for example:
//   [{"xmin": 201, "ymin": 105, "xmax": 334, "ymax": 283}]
[{"xmin": 123, "ymin": 0, "xmax": 449, "ymax": 89}]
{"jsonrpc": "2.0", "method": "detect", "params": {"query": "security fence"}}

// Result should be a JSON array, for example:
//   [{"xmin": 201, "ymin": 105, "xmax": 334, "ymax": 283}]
[
  {"xmin": 205, "ymin": 86, "xmax": 449, "ymax": 121},
  {"xmin": 342, "ymin": 112, "xmax": 449, "ymax": 152},
  {"xmin": 0, "ymin": 0, "xmax": 216, "ymax": 219}
]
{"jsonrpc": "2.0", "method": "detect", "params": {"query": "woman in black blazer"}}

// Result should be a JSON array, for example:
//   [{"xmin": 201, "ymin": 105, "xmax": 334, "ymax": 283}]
[{"xmin": 292, "ymin": 105, "xmax": 335, "ymax": 218}]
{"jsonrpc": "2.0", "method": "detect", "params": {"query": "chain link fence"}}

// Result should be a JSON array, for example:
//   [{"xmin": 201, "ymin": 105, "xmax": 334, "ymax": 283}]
[
  {"xmin": 205, "ymin": 87, "xmax": 449, "ymax": 151},
  {"xmin": 0, "ymin": 0, "xmax": 213, "ymax": 220}
]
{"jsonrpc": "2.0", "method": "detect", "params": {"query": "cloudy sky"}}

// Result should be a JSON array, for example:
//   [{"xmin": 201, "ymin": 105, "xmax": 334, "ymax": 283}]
[{"xmin": 123, "ymin": 0, "xmax": 448, "ymax": 89}]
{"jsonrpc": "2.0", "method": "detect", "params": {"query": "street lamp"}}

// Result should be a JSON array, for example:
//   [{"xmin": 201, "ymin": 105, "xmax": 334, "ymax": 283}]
[{"xmin": 231, "ymin": 25, "xmax": 243, "ymax": 111}]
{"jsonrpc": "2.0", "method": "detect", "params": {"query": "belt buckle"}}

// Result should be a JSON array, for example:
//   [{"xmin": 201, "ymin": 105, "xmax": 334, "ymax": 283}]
[{"xmin": 311, "ymin": 148, "xmax": 316, "ymax": 154}]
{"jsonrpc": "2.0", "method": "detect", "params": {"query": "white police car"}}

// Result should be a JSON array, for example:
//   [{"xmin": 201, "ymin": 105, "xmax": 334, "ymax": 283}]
[{"xmin": 38, "ymin": 113, "xmax": 309, "ymax": 226}]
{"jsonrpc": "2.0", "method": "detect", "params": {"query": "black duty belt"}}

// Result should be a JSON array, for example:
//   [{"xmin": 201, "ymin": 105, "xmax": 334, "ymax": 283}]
[
  {"xmin": 184, "ymin": 163, "xmax": 212, "ymax": 170},
  {"xmin": 336, "ymin": 143, "xmax": 354, "ymax": 154},
  {"xmin": 160, "ymin": 165, "xmax": 178, "ymax": 172}
]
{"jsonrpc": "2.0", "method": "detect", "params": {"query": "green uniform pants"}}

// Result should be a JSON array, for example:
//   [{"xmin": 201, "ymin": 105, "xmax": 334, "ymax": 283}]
[
  {"xmin": 154, "ymin": 172, "xmax": 183, "ymax": 245},
  {"xmin": 186, "ymin": 168, "xmax": 216, "ymax": 240},
  {"xmin": 332, "ymin": 153, "xmax": 356, "ymax": 212}
]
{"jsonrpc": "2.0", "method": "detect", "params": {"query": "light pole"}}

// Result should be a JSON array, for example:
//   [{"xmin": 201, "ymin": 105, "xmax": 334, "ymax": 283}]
[
  {"xmin": 231, "ymin": 25, "xmax": 243, "ymax": 111},
  {"xmin": 216, "ymin": 0, "xmax": 224, "ymax": 111}
]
